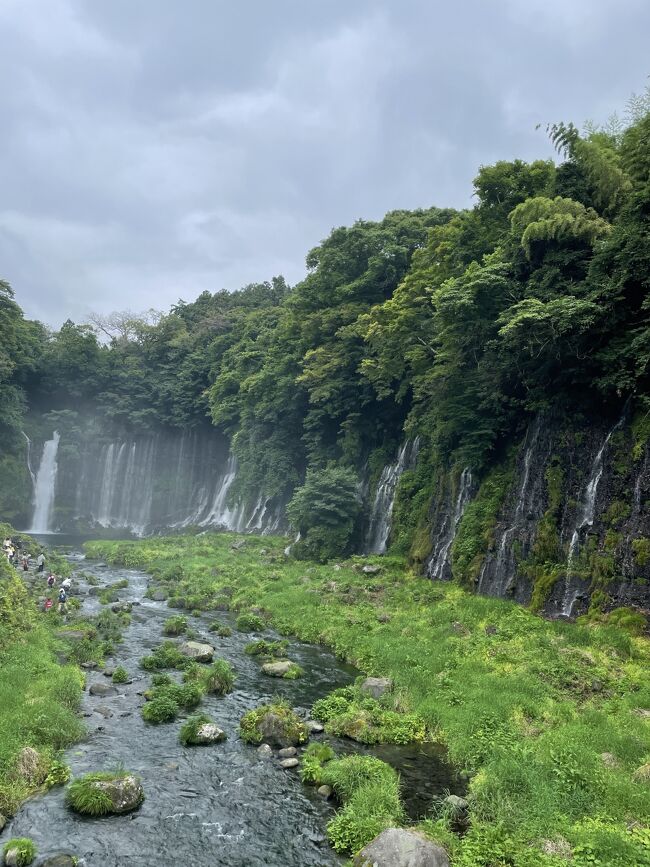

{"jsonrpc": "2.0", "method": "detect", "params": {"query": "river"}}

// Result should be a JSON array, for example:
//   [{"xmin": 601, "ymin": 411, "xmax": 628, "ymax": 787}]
[{"xmin": 6, "ymin": 546, "xmax": 460, "ymax": 866}]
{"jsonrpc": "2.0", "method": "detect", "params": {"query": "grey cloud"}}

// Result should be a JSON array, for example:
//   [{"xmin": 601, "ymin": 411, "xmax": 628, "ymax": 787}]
[{"xmin": 0, "ymin": 0, "xmax": 648, "ymax": 325}]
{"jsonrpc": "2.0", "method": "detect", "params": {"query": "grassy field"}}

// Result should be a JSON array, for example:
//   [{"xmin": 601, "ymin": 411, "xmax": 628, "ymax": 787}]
[
  {"xmin": 86, "ymin": 532, "xmax": 650, "ymax": 866},
  {"xmin": 0, "ymin": 530, "xmax": 85, "ymax": 817}
]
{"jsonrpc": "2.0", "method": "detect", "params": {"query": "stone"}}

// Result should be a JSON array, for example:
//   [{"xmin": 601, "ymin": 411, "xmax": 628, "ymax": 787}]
[
  {"xmin": 16, "ymin": 746, "xmax": 45, "ymax": 785},
  {"xmin": 86, "ymin": 774, "xmax": 144, "ymax": 814},
  {"xmin": 41, "ymin": 857, "xmax": 77, "ymax": 867},
  {"xmin": 257, "ymin": 744, "xmax": 273, "ymax": 758},
  {"xmin": 360, "ymin": 676, "xmax": 393, "ymax": 700},
  {"xmin": 103, "ymin": 667, "xmax": 116, "ymax": 677},
  {"xmin": 89, "ymin": 683, "xmax": 118, "ymax": 697},
  {"xmin": 307, "ymin": 720, "xmax": 324, "ymax": 734},
  {"xmin": 444, "ymin": 794, "xmax": 469, "ymax": 812},
  {"xmin": 484, "ymin": 624, "xmax": 498, "ymax": 636},
  {"xmin": 257, "ymin": 711, "xmax": 308, "ymax": 748},
  {"xmin": 601, "ymin": 752, "xmax": 620, "ymax": 769},
  {"xmin": 278, "ymin": 747, "xmax": 297, "ymax": 758},
  {"xmin": 4, "ymin": 848, "xmax": 20, "ymax": 867},
  {"xmin": 317, "ymin": 784, "xmax": 332, "ymax": 798},
  {"xmin": 279, "ymin": 758, "xmax": 299, "ymax": 769},
  {"xmin": 94, "ymin": 706, "xmax": 114, "ymax": 719},
  {"xmin": 180, "ymin": 641, "xmax": 214, "ymax": 663},
  {"xmin": 262, "ymin": 660, "xmax": 292, "ymax": 677},
  {"xmin": 362, "ymin": 564, "xmax": 382, "ymax": 574},
  {"xmin": 633, "ymin": 762, "xmax": 650, "ymax": 782},
  {"xmin": 452, "ymin": 621, "xmax": 470, "ymax": 636},
  {"xmin": 354, "ymin": 828, "xmax": 450, "ymax": 867},
  {"xmin": 111, "ymin": 601, "xmax": 132, "ymax": 614},
  {"xmin": 81, "ymin": 661, "xmax": 98, "ymax": 670},
  {"xmin": 150, "ymin": 589, "xmax": 167, "ymax": 601},
  {"xmin": 377, "ymin": 612, "xmax": 391, "ymax": 623},
  {"xmin": 0, "ymin": 813, "xmax": 6, "ymax": 832},
  {"xmin": 194, "ymin": 723, "xmax": 226, "ymax": 745}
]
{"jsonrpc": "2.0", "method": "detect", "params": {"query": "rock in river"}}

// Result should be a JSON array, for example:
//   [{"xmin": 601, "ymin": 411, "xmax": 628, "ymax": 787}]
[
  {"xmin": 279, "ymin": 758, "xmax": 299, "ymax": 769},
  {"xmin": 354, "ymin": 828, "xmax": 450, "ymax": 867},
  {"xmin": 89, "ymin": 683, "xmax": 118, "ymax": 697},
  {"xmin": 194, "ymin": 723, "xmax": 226, "ymax": 745},
  {"xmin": 180, "ymin": 641, "xmax": 214, "ymax": 663},
  {"xmin": 262, "ymin": 660, "xmax": 292, "ymax": 677}
]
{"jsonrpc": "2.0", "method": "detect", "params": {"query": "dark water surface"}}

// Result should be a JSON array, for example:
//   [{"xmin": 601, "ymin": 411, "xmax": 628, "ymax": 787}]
[{"xmin": 7, "ymin": 548, "xmax": 460, "ymax": 866}]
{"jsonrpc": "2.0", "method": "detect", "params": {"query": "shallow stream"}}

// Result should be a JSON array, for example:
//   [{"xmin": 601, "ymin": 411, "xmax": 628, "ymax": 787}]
[{"xmin": 7, "ymin": 550, "xmax": 460, "ymax": 866}]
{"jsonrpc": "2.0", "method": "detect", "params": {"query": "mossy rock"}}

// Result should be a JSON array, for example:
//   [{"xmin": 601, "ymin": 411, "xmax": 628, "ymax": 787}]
[
  {"xmin": 179, "ymin": 713, "xmax": 227, "ymax": 746},
  {"xmin": 240, "ymin": 703, "xmax": 309, "ymax": 747},
  {"xmin": 2, "ymin": 838, "xmax": 37, "ymax": 867},
  {"xmin": 66, "ymin": 772, "xmax": 144, "ymax": 816}
]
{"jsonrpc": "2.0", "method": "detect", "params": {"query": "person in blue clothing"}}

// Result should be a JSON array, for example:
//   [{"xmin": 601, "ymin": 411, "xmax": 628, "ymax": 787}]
[{"xmin": 57, "ymin": 586, "xmax": 67, "ymax": 614}]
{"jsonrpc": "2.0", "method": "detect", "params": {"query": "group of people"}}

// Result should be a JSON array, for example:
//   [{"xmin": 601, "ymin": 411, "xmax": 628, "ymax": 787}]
[{"xmin": 3, "ymin": 536, "xmax": 70, "ymax": 614}]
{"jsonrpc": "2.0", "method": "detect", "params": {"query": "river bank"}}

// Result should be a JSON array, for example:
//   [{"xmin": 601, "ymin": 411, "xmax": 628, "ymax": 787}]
[{"xmin": 86, "ymin": 532, "xmax": 650, "ymax": 866}]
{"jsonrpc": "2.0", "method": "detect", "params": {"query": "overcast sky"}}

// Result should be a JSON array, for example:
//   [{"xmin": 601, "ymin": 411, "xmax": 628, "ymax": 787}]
[{"xmin": 0, "ymin": 0, "xmax": 648, "ymax": 327}]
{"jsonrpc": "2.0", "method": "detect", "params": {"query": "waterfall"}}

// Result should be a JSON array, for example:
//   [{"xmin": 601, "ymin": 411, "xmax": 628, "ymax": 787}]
[
  {"xmin": 22, "ymin": 431, "xmax": 36, "ymax": 489},
  {"xmin": 561, "ymin": 416, "xmax": 622, "ymax": 615},
  {"xmin": 428, "ymin": 467, "xmax": 473, "ymax": 580},
  {"xmin": 365, "ymin": 438, "xmax": 420, "ymax": 554},
  {"xmin": 27, "ymin": 431, "xmax": 61, "ymax": 533}
]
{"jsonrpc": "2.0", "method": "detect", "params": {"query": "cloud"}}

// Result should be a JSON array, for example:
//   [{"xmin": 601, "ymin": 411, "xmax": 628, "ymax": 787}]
[{"xmin": 0, "ymin": 0, "xmax": 647, "ymax": 326}]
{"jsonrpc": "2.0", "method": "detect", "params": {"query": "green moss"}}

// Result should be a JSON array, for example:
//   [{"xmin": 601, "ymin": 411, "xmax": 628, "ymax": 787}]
[
  {"xmin": 66, "ymin": 770, "xmax": 142, "ymax": 816},
  {"xmin": 179, "ymin": 713, "xmax": 226, "ymax": 746},
  {"xmin": 525, "ymin": 457, "xmax": 565, "ymax": 611},
  {"xmin": 632, "ymin": 537, "xmax": 650, "ymax": 567},
  {"xmin": 312, "ymin": 686, "xmax": 426, "ymax": 745},
  {"xmin": 451, "ymin": 462, "xmax": 513, "ymax": 587},
  {"xmin": 631, "ymin": 411, "xmax": 650, "ymax": 461},
  {"xmin": 2, "ymin": 837, "xmax": 37, "ymax": 866},
  {"xmin": 605, "ymin": 500, "xmax": 631, "ymax": 527},
  {"xmin": 112, "ymin": 665, "xmax": 129, "ymax": 684}
]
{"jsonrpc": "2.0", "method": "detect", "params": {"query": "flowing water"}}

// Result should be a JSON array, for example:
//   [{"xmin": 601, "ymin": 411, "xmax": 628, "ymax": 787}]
[
  {"xmin": 365, "ymin": 439, "xmax": 420, "ymax": 555},
  {"xmin": 427, "ymin": 468, "xmax": 473, "ymax": 581},
  {"xmin": 27, "ymin": 431, "xmax": 61, "ymax": 534},
  {"xmin": 6, "ymin": 550, "xmax": 460, "ymax": 866}
]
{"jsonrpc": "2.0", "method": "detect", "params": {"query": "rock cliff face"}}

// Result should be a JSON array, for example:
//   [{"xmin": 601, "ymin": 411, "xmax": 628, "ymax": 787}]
[{"xmin": 424, "ymin": 408, "xmax": 650, "ymax": 615}]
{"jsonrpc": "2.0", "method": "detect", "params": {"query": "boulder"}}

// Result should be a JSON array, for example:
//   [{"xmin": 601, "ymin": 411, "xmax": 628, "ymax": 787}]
[
  {"xmin": 193, "ymin": 724, "xmax": 226, "ymax": 745},
  {"xmin": 257, "ymin": 711, "xmax": 308, "ymax": 748},
  {"xmin": 4, "ymin": 848, "xmax": 20, "ymax": 867},
  {"xmin": 362, "ymin": 564, "xmax": 382, "ymax": 574},
  {"xmin": 540, "ymin": 838, "xmax": 572, "ymax": 858},
  {"xmin": 262, "ymin": 660, "xmax": 292, "ymax": 678},
  {"xmin": 180, "ymin": 641, "xmax": 214, "ymax": 663},
  {"xmin": 111, "ymin": 602, "xmax": 132, "ymax": 614},
  {"xmin": 633, "ymin": 762, "xmax": 650, "ymax": 782},
  {"xmin": 16, "ymin": 746, "xmax": 46, "ymax": 785},
  {"xmin": 103, "ymin": 667, "xmax": 115, "ymax": 678},
  {"xmin": 444, "ymin": 795, "xmax": 468, "ymax": 812},
  {"xmin": 317, "ymin": 785, "xmax": 332, "ymax": 798},
  {"xmin": 89, "ymin": 683, "xmax": 117, "ymax": 697},
  {"xmin": 81, "ymin": 661, "xmax": 98, "ymax": 670},
  {"xmin": 600, "ymin": 752, "xmax": 620, "ymax": 769},
  {"xmin": 278, "ymin": 747, "xmax": 297, "ymax": 758},
  {"xmin": 94, "ymin": 706, "xmax": 114, "ymax": 719},
  {"xmin": 279, "ymin": 758, "xmax": 299, "ymax": 769},
  {"xmin": 360, "ymin": 676, "xmax": 393, "ymax": 700},
  {"xmin": 257, "ymin": 744, "xmax": 273, "ymax": 758},
  {"xmin": 90, "ymin": 775, "xmax": 144, "ymax": 814},
  {"xmin": 354, "ymin": 828, "xmax": 450, "ymax": 867},
  {"xmin": 307, "ymin": 720, "xmax": 324, "ymax": 734}
]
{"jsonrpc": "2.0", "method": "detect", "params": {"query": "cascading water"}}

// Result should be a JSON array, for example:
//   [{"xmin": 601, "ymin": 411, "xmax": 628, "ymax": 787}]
[
  {"xmin": 560, "ymin": 416, "xmax": 623, "ymax": 615},
  {"xmin": 365, "ymin": 438, "xmax": 420, "ymax": 555},
  {"xmin": 22, "ymin": 431, "xmax": 36, "ymax": 489},
  {"xmin": 428, "ymin": 468, "xmax": 473, "ymax": 580},
  {"xmin": 27, "ymin": 431, "xmax": 61, "ymax": 533}
]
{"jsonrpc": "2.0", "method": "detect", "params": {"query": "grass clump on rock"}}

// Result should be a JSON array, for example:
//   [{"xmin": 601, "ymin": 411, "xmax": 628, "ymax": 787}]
[
  {"xmin": 141, "ymin": 680, "xmax": 204, "ymax": 724},
  {"xmin": 300, "ymin": 742, "xmax": 336, "ymax": 784},
  {"xmin": 2, "ymin": 838, "xmax": 37, "ymax": 866},
  {"xmin": 141, "ymin": 694, "xmax": 179, "ymax": 724},
  {"xmin": 162, "ymin": 615, "xmax": 187, "ymax": 636},
  {"xmin": 66, "ymin": 770, "xmax": 144, "ymax": 816},
  {"xmin": 210, "ymin": 624, "xmax": 232, "ymax": 637},
  {"xmin": 312, "ymin": 686, "xmax": 425, "ymax": 745},
  {"xmin": 140, "ymin": 641, "xmax": 189, "ymax": 671},
  {"xmin": 201, "ymin": 659, "xmax": 235, "ymax": 695},
  {"xmin": 244, "ymin": 639, "xmax": 288, "ymax": 658},
  {"xmin": 240, "ymin": 701, "xmax": 309, "ymax": 747},
  {"xmin": 112, "ymin": 665, "xmax": 129, "ymax": 684},
  {"xmin": 320, "ymin": 755, "xmax": 404, "ymax": 854},
  {"xmin": 179, "ymin": 713, "xmax": 227, "ymax": 746},
  {"xmin": 236, "ymin": 612, "xmax": 265, "ymax": 633}
]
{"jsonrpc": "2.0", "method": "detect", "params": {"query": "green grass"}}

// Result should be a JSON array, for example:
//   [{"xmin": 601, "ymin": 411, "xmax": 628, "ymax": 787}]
[
  {"xmin": 66, "ymin": 769, "xmax": 143, "ymax": 815},
  {"xmin": 162, "ymin": 615, "xmax": 188, "ymax": 636},
  {"xmin": 179, "ymin": 713, "xmax": 226, "ymax": 746},
  {"xmin": 239, "ymin": 701, "xmax": 309, "ymax": 746},
  {"xmin": 86, "ymin": 532, "xmax": 650, "ymax": 866},
  {"xmin": 236, "ymin": 612, "xmax": 266, "ymax": 632},
  {"xmin": 201, "ymin": 659, "xmax": 235, "ymax": 695},
  {"xmin": 312, "ymin": 685, "xmax": 426, "ymax": 744},
  {"xmin": 112, "ymin": 665, "xmax": 129, "ymax": 683},
  {"xmin": 0, "ymin": 549, "xmax": 85, "ymax": 817}
]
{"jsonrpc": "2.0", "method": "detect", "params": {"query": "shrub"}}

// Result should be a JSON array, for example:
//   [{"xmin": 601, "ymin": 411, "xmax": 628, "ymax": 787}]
[
  {"xmin": 312, "ymin": 687, "xmax": 425, "ymax": 744},
  {"xmin": 236, "ymin": 613, "xmax": 266, "ymax": 633},
  {"xmin": 287, "ymin": 465, "xmax": 362, "ymax": 561},
  {"xmin": 162, "ymin": 615, "xmax": 188, "ymax": 636},
  {"xmin": 2, "ymin": 838, "xmax": 37, "ymax": 866},
  {"xmin": 210, "ymin": 624, "xmax": 232, "ymax": 637},
  {"xmin": 44, "ymin": 758, "xmax": 71, "ymax": 788},
  {"xmin": 112, "ymin": 665, "xmax": 129, "ymax": 684},
  {"xmin": 300, "ymin": 742, "xmax": 336, "ymax": 784},
  {"xmin": 140, "ymin": 641, "xmax": 189, "ymax": 671},
  {"xmin": 201, "ymin": 659, "xmax": 235, "ymax": 695}
]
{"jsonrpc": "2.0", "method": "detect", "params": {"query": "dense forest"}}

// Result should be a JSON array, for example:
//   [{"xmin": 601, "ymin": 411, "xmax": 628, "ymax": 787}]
[{"xmin": 2, "ymin": 97, "xmax": 650, "ymax": 601}]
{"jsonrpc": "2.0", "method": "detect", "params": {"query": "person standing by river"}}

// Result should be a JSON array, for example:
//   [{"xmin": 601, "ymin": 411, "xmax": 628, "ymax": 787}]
[
  {"xmin": 36, "ymin": 551, "xmax": 45, "ymax": 573},
  {"xmin": 57, "ymin": 587, "xmax": 67, "ymax": 614}
]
